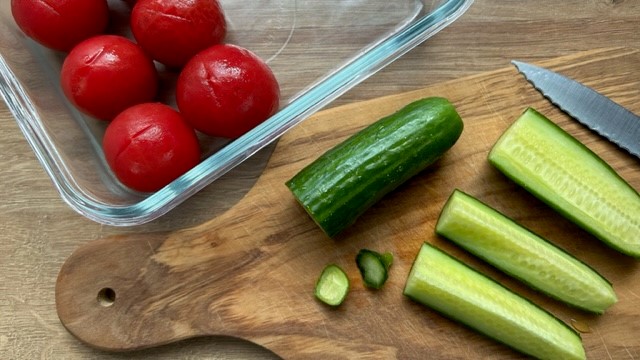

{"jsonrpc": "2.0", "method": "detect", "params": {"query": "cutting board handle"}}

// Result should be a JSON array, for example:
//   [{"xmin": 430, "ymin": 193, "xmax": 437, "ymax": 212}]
[
  {"xmin": 55, "ymin": 231, "xmax": 219, "ymax": 350},
  {"xmin": 55, "ymin": 179, "xmax": 329, "ymax": 352}
]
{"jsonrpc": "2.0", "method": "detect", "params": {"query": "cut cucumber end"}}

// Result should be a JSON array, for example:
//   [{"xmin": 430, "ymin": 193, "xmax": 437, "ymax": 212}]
[
  {"xmin": 315, "ymin": 264, "xmax": 350, "ymax": 306},
  {"xmin": 356, "ymin": 249, "xmax": 392, "ymax": 289},
  {"xmin": 488, "ymin": 108, "xmax": 640, "ymax": 257}
]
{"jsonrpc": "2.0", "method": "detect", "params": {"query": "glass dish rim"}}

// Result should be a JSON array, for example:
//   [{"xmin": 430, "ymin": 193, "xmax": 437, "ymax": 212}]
[{"xmin": 0, "ymin": 0, "xmax": 474, "ymax": 226}]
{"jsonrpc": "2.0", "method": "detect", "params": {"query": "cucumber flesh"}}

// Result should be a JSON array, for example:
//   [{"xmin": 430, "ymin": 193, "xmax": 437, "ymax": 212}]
[
  {"xmin": 436, "ymin": 189, "xmax": 617, "ymax": 313},
  {"xmin": 404, "ymin": 243, "xmax": 586, "ymax": 360},
  {"xmin": 286, "ymin": 97, "xmax": 463, "ymax": 237},
  {"xmin": 488, "ymin": 108, "xmax": 640, "ymax": 256},
  {"xmin": 315, "ymin": 264, "xmax": 349, "ymax": 306}
]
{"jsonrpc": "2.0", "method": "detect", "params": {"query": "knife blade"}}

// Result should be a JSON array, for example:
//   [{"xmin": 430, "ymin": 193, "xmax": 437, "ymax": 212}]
[{"xmin": 512, "ymin": 60, "xmax": 640, "ymax": 159}]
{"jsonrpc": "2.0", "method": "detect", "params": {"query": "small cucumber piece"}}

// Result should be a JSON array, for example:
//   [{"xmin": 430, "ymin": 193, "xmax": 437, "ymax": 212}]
[
  {"xmin": 356, "ymin": 249, "xmax": 393, "ymax": 289},
  {"xmin": 488, "ymin": 108, "xmax": 640, "ymax": 256},
  {"xmin": 286, "ymin": 97, "xmax": 463, "ymax": 237},
  {"xmin": 404, "ymin": 243, "xmax": 586, "ymax": 360},
  {"xmin": 315, "ymin": 264, "xmax": 349, "ymax": 306},
  {"xmin": 379, "ymin": 251, "xmax": 394, "ymax": 269},
  {"xmin": 436, "ymin": 189, "xmax": 617, "ymax": 313}
]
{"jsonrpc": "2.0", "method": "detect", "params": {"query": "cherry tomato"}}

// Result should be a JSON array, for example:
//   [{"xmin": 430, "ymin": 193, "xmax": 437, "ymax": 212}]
[
  {"xmin": 60, "ymin": 35, "xmax": 159, "ymax": 121},
  {"xmin": 103, "ymin": 103, "xmax": 201, "ymax": 193},
  {"xmin": 176, "ymin": 44, "xmax": 280, "ymax": 139},
  {"xmin": 11, "ymin": 0, "xmax": 110, "ymax": 52},
  {"xmin": 131, "ymin": 0, "xmax": 226, "ymax": 68}
]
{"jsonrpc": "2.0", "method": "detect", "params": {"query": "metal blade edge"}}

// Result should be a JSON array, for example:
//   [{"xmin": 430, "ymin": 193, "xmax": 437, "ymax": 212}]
[{"xmin": 512, "ymin": 60, "xmax": 640, "ymax": 159}]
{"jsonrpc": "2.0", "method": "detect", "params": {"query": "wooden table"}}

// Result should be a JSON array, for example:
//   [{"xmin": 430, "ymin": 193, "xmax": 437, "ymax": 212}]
[{"xmin": 2, "ymin": 1, "xmax": 639, "ymax": 359}]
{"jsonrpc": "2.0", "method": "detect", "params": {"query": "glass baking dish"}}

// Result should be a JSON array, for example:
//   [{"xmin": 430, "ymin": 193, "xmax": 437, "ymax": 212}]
[{"xmin": 0, "ymin": 0, "xmax": 473, "ymax": 226}]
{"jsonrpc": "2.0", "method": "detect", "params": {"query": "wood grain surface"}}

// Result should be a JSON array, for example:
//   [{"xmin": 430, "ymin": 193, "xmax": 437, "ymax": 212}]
[
  {"xmin": 55, "ymin": 47, "xmax": 640, "ymax": 359},
  {"xmin": 2, "ymin": 1, "xmax": 640, "ymax": 359}
]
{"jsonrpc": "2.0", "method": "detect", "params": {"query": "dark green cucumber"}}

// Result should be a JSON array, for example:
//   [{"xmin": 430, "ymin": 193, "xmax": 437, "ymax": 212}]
[
  {"xmin": 488, "ymin": 108, "xmax": 640, "ymax": 257},
  {"xmin": 404, "ymin": 243, "xmax": 586, "ymax": 360},
  {"xmin": 436, "ymin": 189, "xmax": 617, "ymax": 313},
  {"xmin": 286, "ymin": 97, "xmax": 463, "ymax": 237}
]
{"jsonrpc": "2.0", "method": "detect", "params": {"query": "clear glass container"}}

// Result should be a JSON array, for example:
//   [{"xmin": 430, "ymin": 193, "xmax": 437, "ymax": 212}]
[{"xmin": 0, "ymin": 0, "xmax": 473, "ymax": 226}]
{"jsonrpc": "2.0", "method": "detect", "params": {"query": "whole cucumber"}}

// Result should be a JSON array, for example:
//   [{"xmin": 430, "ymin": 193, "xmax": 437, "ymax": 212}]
[{"xmin": 286, "ymin": 97, "xmax": 463, "ymax": 237}]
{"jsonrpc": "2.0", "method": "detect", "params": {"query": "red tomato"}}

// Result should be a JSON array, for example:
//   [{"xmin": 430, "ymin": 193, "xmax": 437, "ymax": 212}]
[
  {"xmin": 11, "ymin": 0, "xmax": 110, "ymax": 52},
  {"xmin": 131, "ymin": 0, "xmax": 226, "ymax": 68},
  {"xmin": 176, "ymin": 44, "xmax": 280, "ymax": 139},
  {"xmin": 60, "ymin": 35, "xmax": 159, "ymax": 121},
  {"xmin": 103, "ymin": 103, "xmax": 201, "ymax": 193}
]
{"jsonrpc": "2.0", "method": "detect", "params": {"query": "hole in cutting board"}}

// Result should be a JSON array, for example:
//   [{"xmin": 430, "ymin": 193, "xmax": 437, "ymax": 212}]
[{"xmin": 97, "ymin": 288, "xmax": 116, "ymax": 307}]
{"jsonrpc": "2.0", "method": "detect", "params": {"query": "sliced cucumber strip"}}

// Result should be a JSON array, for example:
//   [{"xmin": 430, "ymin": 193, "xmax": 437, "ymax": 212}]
[
  {"xmin": 315, "ymin": 264, "xmax": 349, "ymax": 306},
  {"xmin": 488, "ymin": 108, "xmax": 640, "ymax": 256},
  {"xmin": 404, "ymin": 243, "xmax": 586, "ymax": 360},
  {"xmin": 436, "ymin": 189, "xmax": 617, "ymax": 313},
  {"xmin": 356, "ymin": 249, "xmax": 393, "ymax": 289}
]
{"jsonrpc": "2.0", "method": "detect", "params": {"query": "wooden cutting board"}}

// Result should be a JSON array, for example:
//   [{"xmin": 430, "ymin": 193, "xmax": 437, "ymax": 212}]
[{"xmin": 56, "ymin": 47, "xmax": 640, "ymax": 359}]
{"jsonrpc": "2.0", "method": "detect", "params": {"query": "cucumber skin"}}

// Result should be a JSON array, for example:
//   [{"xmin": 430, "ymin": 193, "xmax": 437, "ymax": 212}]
[
  {"xmin": 404, "ymin": 243, "xmax": 586, "ymax": 360},
  {"xmin": 436, "ymin": 189, "xmax": 617, "ymax": 314},
  {"xmin": 488, "ymin": 108, "xmax": 640, "ymax": 257},
  {"xmin": 286, "ymin": 97, "xmax": 463, "ymax": 237}
]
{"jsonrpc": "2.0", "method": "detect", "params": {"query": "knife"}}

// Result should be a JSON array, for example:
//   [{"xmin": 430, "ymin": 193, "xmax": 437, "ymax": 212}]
[{"xmin": 512, "ymin": 60, "xmax": 640, "ymax": 159}]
